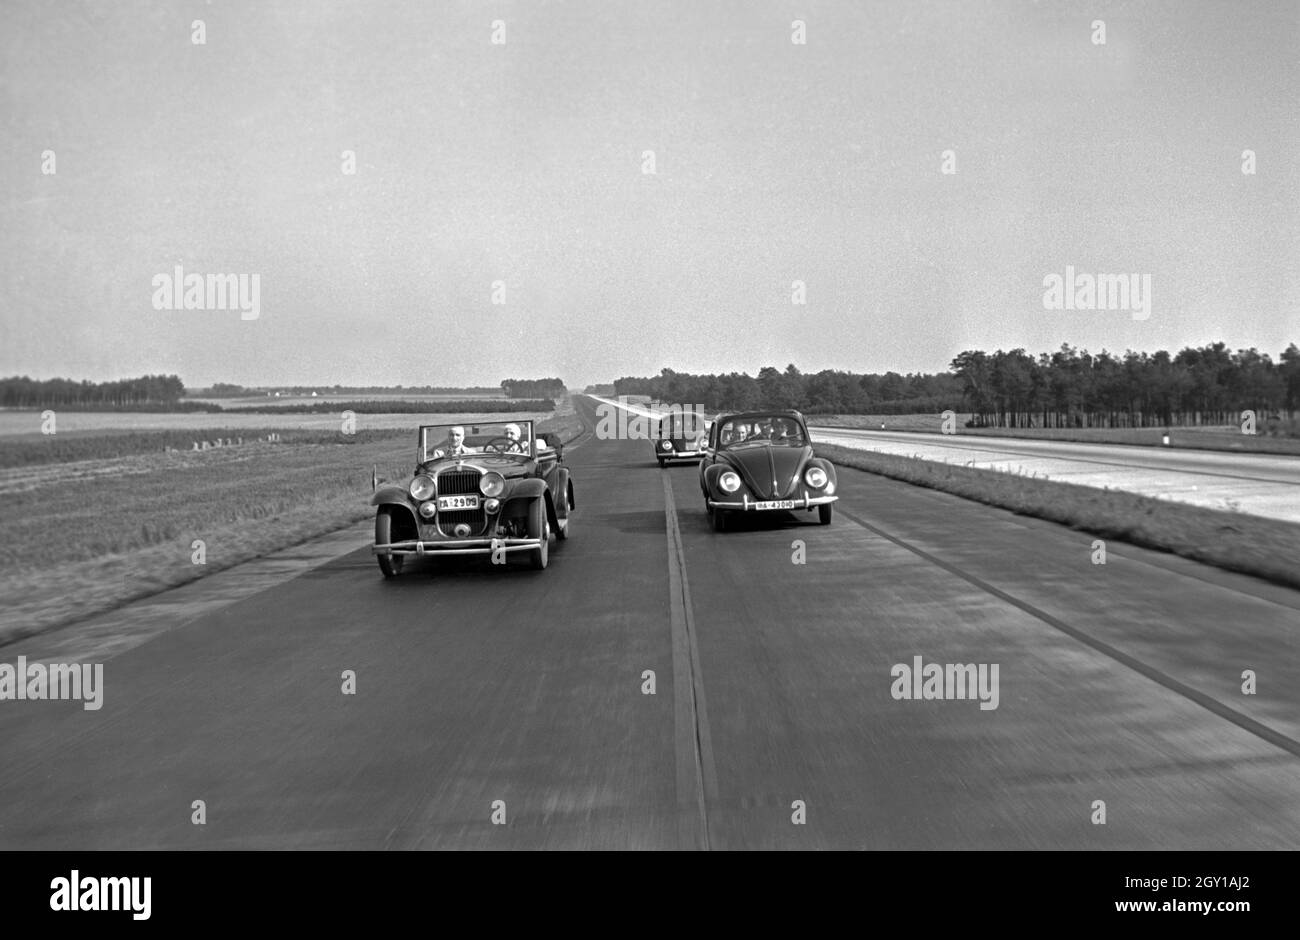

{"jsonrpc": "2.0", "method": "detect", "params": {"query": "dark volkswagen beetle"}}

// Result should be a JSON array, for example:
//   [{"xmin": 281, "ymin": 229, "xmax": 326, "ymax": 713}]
[
  {"xmin": 698, "ymin": 410, "xmax": 837, "ymax": 531},
  {"xmin": 652, "ymin": 407, "xmax": 710, "ymax": 467},
  {"xmin": 371, "ymin": 419, "xmax": 574, "ymax": 577}
]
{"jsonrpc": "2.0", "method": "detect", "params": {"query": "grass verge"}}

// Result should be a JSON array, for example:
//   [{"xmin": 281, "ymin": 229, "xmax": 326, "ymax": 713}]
[
  {"xmin": 0, "ymin": 401, "xmax": 591, "ymax": 647},
  {"xmin": 818, "ymin": 442, "xmax": 1300, "ymax": 592},
  {"xmin": 811, "ymin": 414, "xmax": 1300, "ymax": 455}
]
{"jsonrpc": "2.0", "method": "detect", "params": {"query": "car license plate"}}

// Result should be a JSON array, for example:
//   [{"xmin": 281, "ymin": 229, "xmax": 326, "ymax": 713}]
[
  {"xmin": 437, "ymin": 495, "xmax": 480, "ymax": 511},
  {"xmin": 753, "ymin": 500, "xmax": 796, "ymax": 510}
]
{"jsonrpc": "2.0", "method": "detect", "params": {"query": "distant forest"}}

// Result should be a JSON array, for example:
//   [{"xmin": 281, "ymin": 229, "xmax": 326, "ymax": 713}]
[
  {"xmin": 501, "ymin": 378, "xmax": 566, "ymax": 399},
  {"xmin": 0, "ymin": 374, "xmax": 193, "ymax": 409},
  {"xmin": 0, "ymin": 376, "xmax": 564, "ymax": 411},
  {"xmin": 613, "ymin": 342, "xmax": 1300, "ymax": 428}
]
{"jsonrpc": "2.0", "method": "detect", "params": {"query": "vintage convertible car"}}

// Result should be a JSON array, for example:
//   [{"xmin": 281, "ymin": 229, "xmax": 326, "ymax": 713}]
[
  {"xmin": 698, "ymin": 410, "xmax": 837, "ymax": 531},
  {"xmin": 652, "ymin": 408, "xmax": 710, "ymax": 467},
  {"xmin": 371, "ymin": 419, "xmax": 573, "ymax": 577}
]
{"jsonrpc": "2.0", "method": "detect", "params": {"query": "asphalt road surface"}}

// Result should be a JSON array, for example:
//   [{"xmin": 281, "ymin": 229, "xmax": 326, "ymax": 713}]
[{"xmin": 1, "ymin": 397, "xmax": 1298, "ymax": 849}]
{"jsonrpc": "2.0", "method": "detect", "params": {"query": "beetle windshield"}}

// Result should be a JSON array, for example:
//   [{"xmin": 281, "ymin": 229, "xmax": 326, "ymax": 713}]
[
  {"xmin": 717, "ymin": 417, "xmax": 807, "ymax": 448},
  {"xmin": 421, "ymin": 420, "xmax": 538, "ymax": 461}
]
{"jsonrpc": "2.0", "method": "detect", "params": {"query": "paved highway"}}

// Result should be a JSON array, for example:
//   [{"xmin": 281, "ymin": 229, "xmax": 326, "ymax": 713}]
[
  {"xmin": 810, "ymin": 426, "xmax": 1300, "ymax": 523},
  {"xmin": 1, "ymin": 397, "xmax": 1298, "ymax": 848}
]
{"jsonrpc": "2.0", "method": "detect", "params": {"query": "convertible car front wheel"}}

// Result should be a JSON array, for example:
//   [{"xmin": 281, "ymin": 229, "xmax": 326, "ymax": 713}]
[
  {"xmin": 375, "ymin": 510, "xmax": 405, "ymax": 578},
  {"xmin": 528, "ymin": 498, "xmax": 549, "ymax": 570},
  {"xmin": 555, "ymin": 491, "xmax": 572, "ymax": 540}
]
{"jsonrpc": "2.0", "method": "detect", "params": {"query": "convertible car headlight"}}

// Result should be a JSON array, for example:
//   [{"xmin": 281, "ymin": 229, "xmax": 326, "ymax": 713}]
[
  {"xmin": 719, "ymin": 470, "xmax": 741, "ymax": 493},
  {"xmin": 410, "ymin": 474, "xmax": 436, "ymax": 501},
  {"xmin": 479, "ymin": 471, "xmax": 505, "ymax": 497},
  {"xmin": 804, "ymin": 466, "xmax": 828, "ymax": 489}
]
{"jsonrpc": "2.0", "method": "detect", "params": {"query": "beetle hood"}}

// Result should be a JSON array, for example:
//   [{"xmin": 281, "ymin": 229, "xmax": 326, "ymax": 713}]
[{"xmin": 721, "ymin": 444, "xmax": 811, "ymax": 499}]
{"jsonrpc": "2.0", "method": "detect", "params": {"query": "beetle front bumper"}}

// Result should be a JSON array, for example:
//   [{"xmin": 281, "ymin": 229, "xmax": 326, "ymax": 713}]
[
  {"xmin": 374, "ymin": 537, "xmax": 544, "ymax": 557},
  {"xmin": 706, "ymin": 493, "xmax": 838, "ymax": 510}
]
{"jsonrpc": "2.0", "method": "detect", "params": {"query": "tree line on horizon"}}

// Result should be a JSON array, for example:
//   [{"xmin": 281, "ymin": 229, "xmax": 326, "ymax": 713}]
[
  {"xmin": 0, "ymin": 374, "xmax": 187, "ymax": 409},
  {"xmin": 0, "ymin": 375, "xmax": 568, "ymax": 410},
  {"xmin": 500, "ymin": 377, "xmax": 566, "ymax": 399},
  {"xmin": 612, "ymin": 342, "xmax": 1300, "ymax": 428}
]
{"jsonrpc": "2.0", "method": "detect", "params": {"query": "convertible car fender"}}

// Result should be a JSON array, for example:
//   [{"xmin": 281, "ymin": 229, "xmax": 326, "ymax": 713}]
[{"xmin": 371, "ymin": 485, "xmax": 418, "ymax": 527}]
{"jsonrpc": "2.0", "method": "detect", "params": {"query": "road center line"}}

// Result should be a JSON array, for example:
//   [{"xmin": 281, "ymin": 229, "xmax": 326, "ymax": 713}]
[{"xmin": 663, "ymin": 473, "xmax": 718, "ymax": 850}]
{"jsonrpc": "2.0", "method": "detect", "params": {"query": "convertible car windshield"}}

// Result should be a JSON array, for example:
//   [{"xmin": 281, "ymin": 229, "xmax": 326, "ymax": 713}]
[
  {"xmin": 717, "ymin": 417, "xmax": 807, "ymax": 447},
  {"xmin": 420, "ymin": 420, "xmax": 543, "ymax": 460}
]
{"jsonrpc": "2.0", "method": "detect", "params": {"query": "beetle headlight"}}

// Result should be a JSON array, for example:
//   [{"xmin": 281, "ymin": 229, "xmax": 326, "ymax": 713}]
[
  {"xmin": 479, "ymin": 471, "xmax": 505, "ymax": 497},
  {"xmin": 662, "ymin": 440, "xmax": 674, "ymax": 451},
  {"xmin": 804, "ymin": 466, "xmax": 828, "ymax": 489},
  {"xmin": 719, "ymin": 471, "xmax": 741, "ymax": 493},
  {"xmin": 410, "ymin": 474, "xmax": 436, "ymax": 501}
]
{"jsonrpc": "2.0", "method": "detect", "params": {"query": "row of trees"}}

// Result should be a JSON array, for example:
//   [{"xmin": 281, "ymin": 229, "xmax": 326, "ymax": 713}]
[
  {"xmin": 952, "ymin": 343, "xmax": 1300, "ymax": 428},
  {"xmin": 0, "ymin": 374, "xmax": 186, "ymax": 408},
  {"xmin": 612, "ymin": 342, "xmax": 1300, "ymax": 427},
  {"xmin": 614, "ymin": 366, "xmax": 964, "ymax": 415},
  {"xmin": 501, "ymin": 378, "xmax": 566, "ymax": 398}
]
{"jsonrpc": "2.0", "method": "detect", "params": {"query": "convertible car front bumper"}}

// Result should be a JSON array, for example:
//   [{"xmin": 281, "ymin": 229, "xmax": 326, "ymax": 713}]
[
  {"xmin": 706, "ymin": 493, "xmax": 838, "ymax": 510},
  {"xmin": 374, "ymin": 537, "xmax": 544, "ymax": 557}
]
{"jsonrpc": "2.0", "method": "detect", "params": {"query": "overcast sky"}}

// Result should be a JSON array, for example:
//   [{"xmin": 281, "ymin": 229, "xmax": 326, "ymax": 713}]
[{"xmin": 2, "ymin": 0, "xmax": 1297, "ymax": 388}]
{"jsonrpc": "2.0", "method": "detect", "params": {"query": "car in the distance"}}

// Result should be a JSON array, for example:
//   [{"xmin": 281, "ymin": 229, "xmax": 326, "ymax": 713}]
[
  {"xmin": 698, "ymin": 410, "xmax": 837, "ymax": 530},
  {"xmin": 371, "ymin": 419, "xmax": 573, "ymax": 577},
  {"xmin": 652, "ymin": 408, "xmax": 710, "ymax": 467}
]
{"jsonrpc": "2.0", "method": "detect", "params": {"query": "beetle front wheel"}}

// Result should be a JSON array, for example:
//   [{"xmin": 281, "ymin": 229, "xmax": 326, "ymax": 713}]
[{"xmin": 818, "ymin": 503, "xmax": 833, "ymax": 526}]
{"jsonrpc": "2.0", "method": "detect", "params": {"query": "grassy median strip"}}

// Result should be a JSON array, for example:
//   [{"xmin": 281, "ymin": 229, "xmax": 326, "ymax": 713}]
[
  {"xmin": 818, "ymin": 442, "xmax": 1300, "ymax": 592},
  {"xmin": 0, "ymin": 405, "xmax": 591, "ymax": 646}
]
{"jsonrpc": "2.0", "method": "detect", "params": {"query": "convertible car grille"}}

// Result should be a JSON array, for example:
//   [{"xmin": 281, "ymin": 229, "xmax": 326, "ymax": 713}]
[
  {"xmin": 435, "ymin": 468, "xmax": 488, "ymax": 535},
  {"xmin": 437, "ymin": 470, "xmax": 481, "ymax": 496}
]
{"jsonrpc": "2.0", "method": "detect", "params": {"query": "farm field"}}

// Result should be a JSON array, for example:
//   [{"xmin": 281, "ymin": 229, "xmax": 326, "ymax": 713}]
[
  {"xmin": 0, "ymin": 399, "xmax": 583, "ymax": 643},
  {"xmin": 0, "ymin": 408, "xmax": 553, "ymax": 439},
  {"xmin": 186, "ymin": 391, "xmax": 507, "ymax": 408}
]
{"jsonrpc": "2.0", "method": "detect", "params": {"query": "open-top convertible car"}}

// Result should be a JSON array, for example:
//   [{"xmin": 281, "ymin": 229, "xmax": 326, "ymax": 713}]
[
  {"xmin": 699, "ymin": 410, "xmax": 837, "ymax": 531},
  {"xmin": 652, "ymin": 407, "xmax": 710, "ymax": 467},
  {"xmin": 371, "ymin": 419, "xmax": 574, "ymax": 577}
]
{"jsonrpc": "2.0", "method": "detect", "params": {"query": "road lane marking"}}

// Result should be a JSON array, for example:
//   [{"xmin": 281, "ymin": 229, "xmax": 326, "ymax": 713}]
[
  {"xmin": 837, "ymin": 504, "xmax": 1300, "ymax": 760},
  {"xmin": 663, "ymin": 473, "xmax": 718, "ymax": 850}
]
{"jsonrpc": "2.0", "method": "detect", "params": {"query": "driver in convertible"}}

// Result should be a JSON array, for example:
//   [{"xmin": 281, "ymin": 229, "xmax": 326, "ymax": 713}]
[{"xmin": 431, "ymin": 426, "xmax": 475, "ymax": 458}]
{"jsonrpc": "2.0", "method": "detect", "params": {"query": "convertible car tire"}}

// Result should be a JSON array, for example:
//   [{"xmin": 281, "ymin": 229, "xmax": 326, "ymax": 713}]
[
  {"xmin": 556, "ymin": 492, "xmax": 571, "ymax": 540},
  {"xmin": 818, "ymin": 503, "xmax": 833, "ymax": 525},
  {"xmin": 528, "ymin": 498, "xmax": 549, "ymax": 570},
  {"xmin": 375, "ymin": 510, "xmax": 405, "ymax": 578}
]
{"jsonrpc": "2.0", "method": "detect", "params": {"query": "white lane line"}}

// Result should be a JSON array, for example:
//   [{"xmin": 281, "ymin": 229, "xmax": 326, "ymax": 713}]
[{"xmin": 663, "ymin": 472, "xmax": 718, "ymax": 850}]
